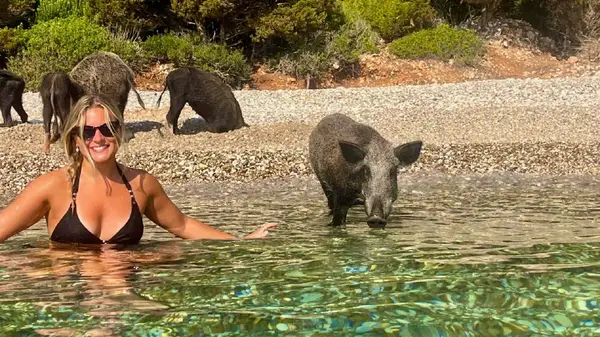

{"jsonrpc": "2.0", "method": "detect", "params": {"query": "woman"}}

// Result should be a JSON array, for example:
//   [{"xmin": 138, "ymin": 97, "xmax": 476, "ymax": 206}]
[{"xmin": 0, "ymin": 95, "xmax": 276, "ymax": 244}]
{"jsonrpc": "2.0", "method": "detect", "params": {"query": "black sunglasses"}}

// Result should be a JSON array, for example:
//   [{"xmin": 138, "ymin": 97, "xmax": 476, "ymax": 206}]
[{"xmin": 77, "ymin": 121, "xmax": 120, "ymax": 140}]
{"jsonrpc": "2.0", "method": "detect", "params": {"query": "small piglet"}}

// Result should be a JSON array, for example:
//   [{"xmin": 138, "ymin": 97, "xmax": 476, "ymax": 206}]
[{"xmin": 308, "ymin": 113, "xmax": 422, "ymax": 228}]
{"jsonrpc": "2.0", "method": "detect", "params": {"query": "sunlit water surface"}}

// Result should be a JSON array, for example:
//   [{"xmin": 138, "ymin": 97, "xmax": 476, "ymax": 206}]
[{"xmin": 1, "ymin": 172, "xmax": 600, "ymax": 336}]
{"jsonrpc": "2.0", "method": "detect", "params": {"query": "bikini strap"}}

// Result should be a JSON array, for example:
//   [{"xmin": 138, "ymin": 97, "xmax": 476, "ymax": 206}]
[
  {"xmin": 72, "ymin": 164, "xmax": 82, "ymax": 199},
  {"xmin": 69, "ymin": 165, "xmax": 83, "ymax": 213},
  {"xmin": 116, "ymin": 164, "xmax": 136, "ymax": 204}
]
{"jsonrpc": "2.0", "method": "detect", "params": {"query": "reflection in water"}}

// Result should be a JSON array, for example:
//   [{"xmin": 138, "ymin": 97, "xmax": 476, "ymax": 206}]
[{"xmin": 1, "ymin": 172, "xmax": 600, "ymax": 336}]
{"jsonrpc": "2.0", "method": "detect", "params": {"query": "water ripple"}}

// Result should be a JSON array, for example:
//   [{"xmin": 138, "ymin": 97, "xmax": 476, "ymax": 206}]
[{"xmin": 1, "ymin": 173, "xmax": 600, "ymax": 335}]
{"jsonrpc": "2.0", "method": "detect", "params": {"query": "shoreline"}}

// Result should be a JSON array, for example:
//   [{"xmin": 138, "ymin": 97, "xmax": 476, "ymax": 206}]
[
  {"xmin": 1, "ymin": 74, "xmax": 599, "ymax": 196},
  {"xmin": 1, "ymin": 141, "xmax": 598, "ymax": 196}
]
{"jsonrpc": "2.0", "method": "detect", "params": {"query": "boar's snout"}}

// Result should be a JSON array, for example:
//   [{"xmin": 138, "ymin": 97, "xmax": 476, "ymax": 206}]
[{"xmin": 366, "ymin": 215, "xmax": 387, "ymax": 228}]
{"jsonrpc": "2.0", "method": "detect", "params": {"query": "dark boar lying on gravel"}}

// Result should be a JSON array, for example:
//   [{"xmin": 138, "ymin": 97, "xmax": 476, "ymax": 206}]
[
  {"xmin": 0, "ymin": 70, "xmax": 28, "ymax": 127},
  {"xmin": 70, "ymin": 51, "xmax": 146, "ymax": 141},
  {"xmin": 309, "ymin": 113, "xmax": 423, "ymax": 228},
  {"xmin": 40, "ymin": 71, "xmax": 85, "ymax": 153},
  {"xmin": 156, "ymin": 66, "xmax": 248, "ymax": 135}
]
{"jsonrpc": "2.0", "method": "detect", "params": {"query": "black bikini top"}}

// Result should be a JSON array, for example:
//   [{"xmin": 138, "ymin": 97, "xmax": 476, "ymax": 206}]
[{"xmin": 50, "ymin": 164, "xmax": 144, "ymax": 245}]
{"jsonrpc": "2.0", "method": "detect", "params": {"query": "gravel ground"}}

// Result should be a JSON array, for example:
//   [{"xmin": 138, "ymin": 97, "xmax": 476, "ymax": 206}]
[{"xmin": 1, "ymin": 74, "xmax": 599, "ymax": 196}]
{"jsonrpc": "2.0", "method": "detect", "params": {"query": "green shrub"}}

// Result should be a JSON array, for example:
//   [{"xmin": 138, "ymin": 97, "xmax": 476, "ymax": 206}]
[
  {"xmin": 109, "ymin": 37, "xmax": 149, "ymax": 73},
  {"xmin": 36, "ymin": 0, "xmax": 92, "ymax": 22},
  {"xmin": 0, "ymin": 26, "xmax": 26, "ymax": 58},
  {"xmin": 270, "ymin": 19, "xmax": 380, "ymax": 81},
  {"xmin": 190, "ymin": 44, "xmax": 252, "ymax": 88},
  {"xmin": 274, "ymin": 50, "xmax": 330, "ymax": 80},
  {"xmin": 143, "ymin": 33, "xmax": 251, "ymax": 88},
  {"xmin": 252, "ymin": 0, "xmax": 343, "ymax": 44},
  {"xmin": 389, "ymin": 23, "xmax": 485, "ymax": 65},
  {"xmin": 7, "ymin": 15, "xmax": 149, "ymax": 90},
  {"xmin": 86, "ymin": 0, "xmax": 152, "ymax": 32},
  {"xmin": 143, "ymin": 33, "xmax": 195, "ymax": 65},
  {"xmin": 327, "ymin": 19, "xmax": 380, "ymax": 66},
  {"xmin": 341, "ymin": 0, "xmax": 437, "ymax": 41},
  {"xmin": 8, "ymin": 16, "xmax": 113, "ymax": 90}
]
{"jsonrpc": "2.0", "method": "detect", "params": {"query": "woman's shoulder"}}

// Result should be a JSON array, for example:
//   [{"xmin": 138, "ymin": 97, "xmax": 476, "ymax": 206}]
[
  {"xmin": 33, "ymin": 166, "xmax": 70, "ymax": 183},
  {"xmin": 119, "ymin": 164, "xmax": 163, "ymax": 189},
  {"xmin": 22, "ymin": 166, "xmax": 72, "ymax": 193}
]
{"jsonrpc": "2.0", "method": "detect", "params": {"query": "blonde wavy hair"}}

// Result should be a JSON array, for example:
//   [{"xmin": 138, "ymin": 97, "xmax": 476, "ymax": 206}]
[{"xmin": 61, "ymin": 94, "xmax": 125, "ymax": 184}]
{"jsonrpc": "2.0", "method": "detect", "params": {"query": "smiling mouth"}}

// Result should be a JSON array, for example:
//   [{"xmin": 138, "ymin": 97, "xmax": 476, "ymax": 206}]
[{"xmin": 90, "ymin": 145, "xmax": 108, "ymax": 153}]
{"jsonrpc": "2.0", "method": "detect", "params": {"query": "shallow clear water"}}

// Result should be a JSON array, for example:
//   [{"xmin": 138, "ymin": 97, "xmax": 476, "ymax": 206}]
[{"xmin": 1, "ymin": 172, "xmax": 600, "ymax": 336}]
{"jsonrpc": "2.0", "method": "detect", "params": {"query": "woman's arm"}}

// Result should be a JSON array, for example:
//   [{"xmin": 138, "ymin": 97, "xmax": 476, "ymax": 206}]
[
  {"xmin": 142, "ymin": 172, "xmax": 275, "ymax": 240},
  {"xmin": 0, "ymin": 173, "xmax": 54, "ymax": 243}
]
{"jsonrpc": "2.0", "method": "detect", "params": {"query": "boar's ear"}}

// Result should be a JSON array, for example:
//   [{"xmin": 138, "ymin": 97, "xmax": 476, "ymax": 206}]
[
  {"xmin": 394, "ymin": 140, "xmax": 423, "ymax": 166},
  {"xmin": 339, "ymin": 141, "xmax": 365, "ymax": 164}
]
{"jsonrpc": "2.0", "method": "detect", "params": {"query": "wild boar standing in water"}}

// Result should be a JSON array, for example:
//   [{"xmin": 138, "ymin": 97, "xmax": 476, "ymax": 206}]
[
  {"xmin": 39, "ymin": 71, "xmax": 85, "ymax": 153},
  {"xmin": 70, "ymin": 51, "xmax": 146, "ymax": 141},
  {"xmin": 0, "ymin": 70, "xmax": 28, "ymax": 127},
  {"xmin": 156, "ymin": 66, "xmax": 248, "ymax": 135},
  {"xmin": 309, "ymin": 113, "xmax": 423, "ymax": 228}
]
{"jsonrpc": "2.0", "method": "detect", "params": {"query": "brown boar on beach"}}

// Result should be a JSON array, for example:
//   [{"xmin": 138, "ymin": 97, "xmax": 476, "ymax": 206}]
[
  {"xmin": 0, "ymin": 70, "xmax": 28, "ymax": 127},
  {"xmin": 309, "ymin": 113, "xmax": 423, "ymax": 228},
  {"xmin": 39, "ymin": 71, "xmax": 85, "ymax": 153},
  {"xmin": 70, "ymin": 51, "xmax": 145, "ymax": 114},
  {"xmin": 156, "ymin": 67, "xmax": 248, "ymax": 135},
  {"xmin": 70, "ymin": 51, "xmax": 145, "ymax": 140}
]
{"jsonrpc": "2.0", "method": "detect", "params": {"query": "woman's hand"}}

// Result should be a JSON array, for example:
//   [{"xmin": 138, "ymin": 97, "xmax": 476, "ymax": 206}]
[{"xmin": 244, "ymin": 223, "xmax": 277, "ymax": 239}]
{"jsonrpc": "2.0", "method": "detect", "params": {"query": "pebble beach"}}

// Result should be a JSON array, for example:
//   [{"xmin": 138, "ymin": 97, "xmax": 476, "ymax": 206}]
[{"xmin": 1, "ymin": 75, "xmax": 599, "ymax": 196}]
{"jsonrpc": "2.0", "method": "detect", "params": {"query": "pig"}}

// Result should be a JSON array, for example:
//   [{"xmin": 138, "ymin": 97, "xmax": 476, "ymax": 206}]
[
  {"xmin": 39, "ymin": 71, "xmax": 85, "ymax": 153},
  {"xmin": 308, "ymin": 113, "xmax": 423, "ymax": 228},
  {"xmin": 70, "ymin": 51, "xmax": 146, "ymax": 141},
  {"xmin": 156, "ymin": 67, "xmax": 248, "ymax": 135},
  {"xmin": 0, "ymin": 70, "xmax": 28, "ymax": 126}
]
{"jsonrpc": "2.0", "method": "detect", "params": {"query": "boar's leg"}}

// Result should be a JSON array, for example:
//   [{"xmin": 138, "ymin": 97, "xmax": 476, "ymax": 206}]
[
  {"xmin": 11, "ymin": 83, "xmax": 28, "ymax": 123},
  {"xmin": 116, "ymin": 94, "xmax": 128, "ymax": 119},
  {"xmin": 165, "ymin": 94, "xmax": 187, "ymax": 135},
  {"xmin": 0, "ymin": 96, "xmax": 14, "ymax": 127},
  {"xmin": 329, "ymin": 193, "xmax": 350, "ymax": 227},
  {"xmin": 42, "ymin": 103, "xmax": 54, "ymax": 153},
  {"xmin": 318, "ymin": 180, "xmax": 335, "ymax": 215},
  {"xmin": 50, "ymin": 117, "xmax": 60, "ymax": 143}
]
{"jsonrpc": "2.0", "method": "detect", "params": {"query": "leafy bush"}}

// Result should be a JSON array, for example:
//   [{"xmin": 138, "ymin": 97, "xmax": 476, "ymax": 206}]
[
  {"xmin": 110, "ymin": 36, "xmax": 149, "ymax": 73},
  {"xmin": 389, "ymin": 23, "xmax": 485, "ymax": 65},
  {"xmin": 428, "ymin": 0, "xmax": 475, "ymax": 26},
  {"xmin": 274, "ymin": 50, "xmax": 330, "ymax": 80},
  {"xmin": 341, "ymin": 0, "xmax": 437, "ymax": 41},
  {"xmin": 190, "ymin": 44, "xmax": 252, "ymax": 88},
  {"xmin": 0, "ymin": 26, "xmax": 26, "ymax": 58},
  {"xmin": 252, "ymin": 0, "xmax": 343, "ymax": 44},
  {"xmin": 270, "ymin": 19, "xmax": 381, "ymax": 81},
  {"xmin": 143, "ymin": 33, "xmax": 196, "ymax": 65},
  {"xmin": 326, "ymin": 19, "xmax": 380, "ymax": 76},
  {"xmin": 36, "ymin": 0, "xmax": 92, "ymax": 22},
  {"xmin": 7, "ymin": 16, "xmax": 148, "ymax": 90},
  {"xmin": 86, "ymin": 0, "xmax": 159, "ymax": 33},
  {"xmin": 143, "ymin": 33, "xmax": 251, "ymax": 88},
  {"xmin": 8, "ymin": 16, "xmax": 113, "ymax": 89}
]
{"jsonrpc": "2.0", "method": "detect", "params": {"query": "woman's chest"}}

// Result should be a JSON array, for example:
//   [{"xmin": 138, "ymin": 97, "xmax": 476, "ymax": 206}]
[{"xmin": 48, "ymin": 180, "xmax": 150, "ymax": 228}]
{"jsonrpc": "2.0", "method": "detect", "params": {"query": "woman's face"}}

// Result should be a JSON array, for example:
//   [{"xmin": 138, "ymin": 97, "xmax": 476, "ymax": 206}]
[{"xmin": 76, "ymin": 106, "xmax": 120, "ymax": 164}]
